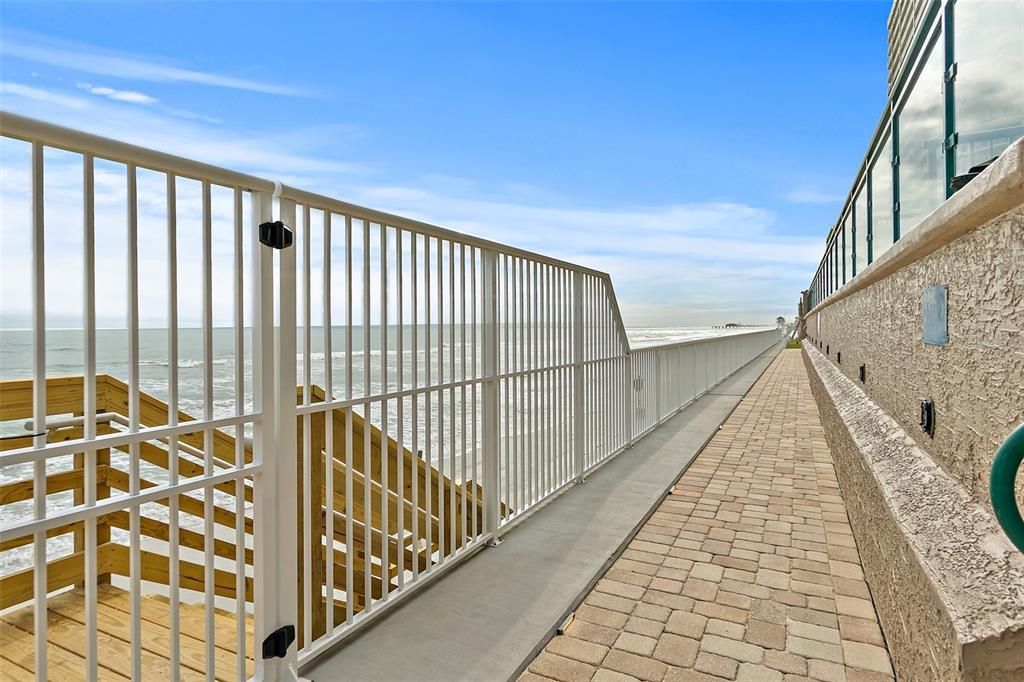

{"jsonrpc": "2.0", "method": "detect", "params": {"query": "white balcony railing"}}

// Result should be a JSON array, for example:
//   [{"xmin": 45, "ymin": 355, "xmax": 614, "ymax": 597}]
[{"xmin": 0, "ymin": 111, "xmax": 782, "ymax": 681}]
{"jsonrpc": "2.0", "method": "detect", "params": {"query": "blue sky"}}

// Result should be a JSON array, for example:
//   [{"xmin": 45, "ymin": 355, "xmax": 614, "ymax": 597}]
[{"xmin": 0, "ymin": 1, "xmax": 891, "ymax": 327}]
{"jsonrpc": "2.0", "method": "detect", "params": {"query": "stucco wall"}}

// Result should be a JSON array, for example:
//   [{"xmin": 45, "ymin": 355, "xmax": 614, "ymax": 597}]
[
  {"xmin": 805, "ymin": 203, "xmax": 1024, "ymax": 510},
  {"xmin": 803, "ymin": 343, "xmax": 1024, "ymax": 681}
]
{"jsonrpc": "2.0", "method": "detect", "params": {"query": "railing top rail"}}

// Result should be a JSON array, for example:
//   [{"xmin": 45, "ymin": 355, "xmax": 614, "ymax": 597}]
[
  {"xmin": 629, "ymin": 327, "xmax": 778, "ymax": 353},
  {"xmin": 0, "ymin": 111, "xmax": 276, "ymax": 192},
  {"xmin": 276, "ymin": 182, "xmax": 612, "ymax": 280},
  {"xmin": 1, "ymin": 111, "xmax": 631, "ymax": 339}
]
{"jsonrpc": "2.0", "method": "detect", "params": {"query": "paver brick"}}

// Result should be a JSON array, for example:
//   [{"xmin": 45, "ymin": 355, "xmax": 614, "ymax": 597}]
[
  {"xmin": 787, "ymin": 636, "xmax": 843, "ymax": 664},
  {"xmin": 614, "ymin": 632, "xmax": 658, "ymax": 657},
  {"xmin": 603, "ymin": 650, "xmax": 670, "ymax": 682},
  {"xmin": 700, "ymin": 634, "xmax": 765, "ymax": 664},
  {"xmin": 652, "ymin": 633, "xmax": 699, "ymax": 668},
  {"xmin": 567, "ymin": 620, "xmax": 620, "ymax": 647},
  {"xmin": 706, "ymin": 618, "xmax": 745, "ymax": 640},
  {"xmin": 665, "ymin": 610, "xmax": 708, "ymax": 639},
  {"xmin": 576, "ymin": 604, "xmax": 629, "ymax": 629},
  {"xmin": 599, "ymin": 579, "xmax": 648, "ymax": 601},
  {"xmin": 836, "ymin": 616, "xmax": 883, "ymax": 647},
  {"xmin": 807, "ymin": 659, "xmax": 847, "ymax": 682},
  {"xmin": 764, "ymin": 649, "xmax": 808, "ymax": 675},
  {"xmin": 625, "ymin": 616, "xmax": 665, "ymax": 639},
  {"xmin": 833, "ymin": 596, "xmax": 876, "ymax": 620},
  {"xmin": 547, "ymin": 635, "xmax": 609, "ymax": 666},
  {"xmin": 840, "ymin": 641, "xmax": 892, "ymax": 676},
  {"xmin": 632, "ymin": 602, "xmax": 672, "ymax": 623},
  {"xmin": 690, "ymin": 562, "xmax": 725, "ymax": 583},
  {"xmin": 529, "ymin": 652, "xmax": 598, "ymax": 681},
  {"xmin": 695, "ymin": 651, "xmax": 740, "ymax": 679},
  {"xmin": 745, "ymin": 619, "xmax": 786, "ymax": 650},
  {"xmin": 787, "ymin": 619, "xmax": 840, "ymax": 644}
]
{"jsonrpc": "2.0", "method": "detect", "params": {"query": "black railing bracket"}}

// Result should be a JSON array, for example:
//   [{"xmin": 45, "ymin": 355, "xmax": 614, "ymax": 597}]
[
  {"xmin": 262, "ymin": 624, "xmax": 296, "ymax": 659},
  {"xmin": 259, "ymin": 221, "xmax": 294, "ymax": 250}
]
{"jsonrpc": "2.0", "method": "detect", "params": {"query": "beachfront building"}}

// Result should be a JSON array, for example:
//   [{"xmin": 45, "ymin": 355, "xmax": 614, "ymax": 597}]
[
  {"xmin": 800, "ymin": 0, "xmax": 1024, "ymax": 679},
  {"xmin": 0, "ymin": 1, "xmax": 1021, "ymax": 681}
]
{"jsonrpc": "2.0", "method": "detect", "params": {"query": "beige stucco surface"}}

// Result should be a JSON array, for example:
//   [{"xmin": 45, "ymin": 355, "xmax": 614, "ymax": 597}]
[
  {"xmin": 805, "ymin": 202, "xmax": 1024, "ymax": 510},
  {"xmin": 804, "ymin": 343, "xmax": 1024, "ymax": 681}
]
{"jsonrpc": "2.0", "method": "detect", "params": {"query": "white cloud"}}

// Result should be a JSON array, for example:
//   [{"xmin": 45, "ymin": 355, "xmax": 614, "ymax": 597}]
[
  {"xmin": 0, "ymin": 81, "xmax": 87, "ymax": 109},
  {"xmin": 78, "ymin": 83, "xmax": 159, "ymax": 105},
  {"xmin": 784, "ymin": 186, "xmax": 842, "ymax": 204},
  {"xmin": 2, "ymin": 29, "xmax": 304, "ymax": 96},
  {"xmin": 0, "ymin": 83, "xmax": 370, "ymax": 177}
]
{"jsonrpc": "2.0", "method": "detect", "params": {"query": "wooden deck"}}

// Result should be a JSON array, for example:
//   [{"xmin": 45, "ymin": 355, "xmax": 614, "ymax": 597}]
[{"xmin": 0, "ymin": 584, "xmax": 254, "ymax": 681}]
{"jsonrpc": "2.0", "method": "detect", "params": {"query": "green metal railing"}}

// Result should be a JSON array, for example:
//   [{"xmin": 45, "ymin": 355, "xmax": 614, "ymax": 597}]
[
  {"xmin": 991, "ymin": 424, "xmax": 1024, "ymax": 553},
  {"xmin": 805, "ymin": 0, "xmax": 1024, "ymax": 311}
]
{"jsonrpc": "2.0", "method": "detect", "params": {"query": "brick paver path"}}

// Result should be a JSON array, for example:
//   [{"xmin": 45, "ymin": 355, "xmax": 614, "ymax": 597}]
[{"xmin": 521, "ymin": 350, "xmax": 894, "ymax": 682}]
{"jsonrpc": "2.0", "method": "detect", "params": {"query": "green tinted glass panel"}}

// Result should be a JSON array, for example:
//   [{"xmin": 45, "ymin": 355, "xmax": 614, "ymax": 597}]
[
  {"xmin": 870, "ymin": 133, "xmax": 894, "ymax": 261},
  {"xmin": 898, "ymin": 38, "xmax": 945, "ymax": 234},
  {"xmin": 833, "ymin": 241, "xmax": 839, "ymax": 290},
  {"xmin": 855, "ymin": 186, "xmax": 869, "ymax": 274},
  {"xmin": 955, "ymin": 0, "xmax": 1024, "ymax": 174},
  {"xmin": 843, "ymin": 214, "xmax": 853, "ymax": 283}
]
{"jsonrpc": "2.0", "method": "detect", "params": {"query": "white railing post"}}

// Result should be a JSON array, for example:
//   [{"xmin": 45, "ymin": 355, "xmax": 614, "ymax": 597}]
[
  {"xmin": 624, "ymin": 353, "xmax": 633, "ymax": 448},
  {"xmin": 573, "ymin": 271, "xmax": 584, "ymax": 481},
  {"xmin": 252, "ymin": 191, "xmax": 300, "ymax": 681},
  {"xmin": 654, "ymin": 348, "xmax": 662, "ymax": 426},
  {"xmin": 482, "ymin": 249, "xmax": 501, "ymax": 545}
]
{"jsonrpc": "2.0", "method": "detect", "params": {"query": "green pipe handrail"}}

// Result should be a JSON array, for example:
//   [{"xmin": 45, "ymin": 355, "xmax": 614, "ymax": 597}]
[{"xmin": 990, "ymin": 423, "xmax": 1024, "ymax": 553}]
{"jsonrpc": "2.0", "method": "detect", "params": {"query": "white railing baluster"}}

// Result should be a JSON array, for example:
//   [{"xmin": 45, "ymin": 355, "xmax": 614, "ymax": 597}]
[
  {"xmin": 200, "ymin": 179, "xmax": 216, "ymax": 681},
  {"xmin": 167, "ymin": 174, "xmax": 182, "ymax": 682},
  {"xmin": 31, "ymin": 139, "xmax": 47, "ymax": 682},
  {"xmin": 323, "ymin": 209, "xmax": 334, "ymax": 633},
  {"xmin": 83, "ymin": 152, "xmax": 99, "ymax": 682},
  {"xmin": 128, "ymin": 162, "xmax": 143, "ymax": 682},
  {"xmin": 344, "ymin": 214, "xmax": 355, "ymax": 624},
  {"xmin": 232, "ymin": 187, "xmax": 247, "ymax": 680},
  {"xmin": 302, "ymin": 203, "xmax": 312, "ymax": 647},
  {"xmin": 410, "ymin": 231, "xmax": 420, "ymax": 581},
  {"xmin": 424, "ymin": 234, "xmax": 433, "ymax": 571},
  {"xmin": 482, "ymin": 249, "xmax": 500, "ymax": 543},
  {"xmin": 572, "ymin": 271, "xmax": 583, "ymax": 482},
  {"xmin": 448, "ymin": 240, "xmax": 456, "ymax": 557},
  {"xmin": 396, "ymin": 227, "xmax": 405, "ymax": 587},
  {"xmin": 362, "ymin": 218, "xmax": 372, "ymax": 606},
  {"xmin": 460, "ymin": 243, "xmax": 467, "ymax": 553},
  {"xmin": 470, "ymin": 246, "xmax": 478, "ymax": 540}
]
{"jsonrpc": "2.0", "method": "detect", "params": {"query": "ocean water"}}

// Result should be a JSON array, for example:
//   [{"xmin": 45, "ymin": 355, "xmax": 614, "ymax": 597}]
[
  {"xmin": 0, "ymin": 325, "xmax": 759, "ymax": 429},
  {"xmin": 0, "ymin": 324, "xmax": 765, "ymax": 571}
]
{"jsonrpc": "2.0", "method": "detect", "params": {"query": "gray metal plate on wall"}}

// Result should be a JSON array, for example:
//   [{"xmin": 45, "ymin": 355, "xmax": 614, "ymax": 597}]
[{"xmin": 922, "ymin": 285, "xmax": 948, "ymax": 346}]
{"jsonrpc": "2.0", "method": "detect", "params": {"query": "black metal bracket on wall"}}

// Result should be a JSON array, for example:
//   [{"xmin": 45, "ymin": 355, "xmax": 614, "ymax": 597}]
[{"xmin": 920, "ymin": 400, "xmax": 936, "ymax": 438}]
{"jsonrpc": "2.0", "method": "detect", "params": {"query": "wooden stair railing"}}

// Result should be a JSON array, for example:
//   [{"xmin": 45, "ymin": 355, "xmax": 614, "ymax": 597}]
[{"xmin": 0, "ymin": 375, "xmax": 508, "ymax": 641}]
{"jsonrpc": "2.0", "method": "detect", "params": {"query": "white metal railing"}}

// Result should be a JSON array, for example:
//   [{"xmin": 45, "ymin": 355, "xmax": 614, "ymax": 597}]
[{"xmin": 0, "ymin": 111, "xmax": 782, "ymax": 681}]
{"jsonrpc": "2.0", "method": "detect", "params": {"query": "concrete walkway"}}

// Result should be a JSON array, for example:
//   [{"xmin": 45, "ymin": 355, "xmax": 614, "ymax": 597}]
[
  {"xmin": 521, "ymin": 350, "xmax": 894, "ymax": 682},
  {"xmin": 304, "ymin": 344, "xmax": 784, "ymax": 682}
]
